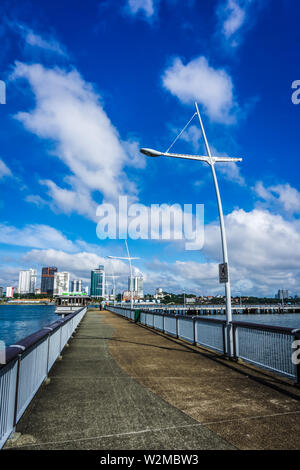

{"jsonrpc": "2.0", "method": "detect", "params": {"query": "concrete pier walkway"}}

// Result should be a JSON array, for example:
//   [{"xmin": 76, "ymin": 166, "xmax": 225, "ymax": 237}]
[{"xmin": 5, "ymin": 309, "xmax": 300, "ymax": 450}]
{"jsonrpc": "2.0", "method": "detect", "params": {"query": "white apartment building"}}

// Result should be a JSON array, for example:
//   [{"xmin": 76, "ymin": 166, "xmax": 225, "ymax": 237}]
[
  {"xmin": 128, "ymin": 275, "xmax": 143, "ymax": 299},
  {"xmin": 18, "ymin": 269, "xmax": 37, "ymax": 294},
  {"xmin": 6, "ymin": 286, "xmax": 14, "ymax": 298},
  {"xmin": 53, "ymin": 272, "xmax": 70, "ymax": 296}
]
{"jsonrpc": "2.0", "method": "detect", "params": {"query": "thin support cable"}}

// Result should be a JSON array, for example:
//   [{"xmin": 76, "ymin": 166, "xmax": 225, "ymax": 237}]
[{"xmin": 165, "ymin": 112, "xmax": 197, "ymax": 154}]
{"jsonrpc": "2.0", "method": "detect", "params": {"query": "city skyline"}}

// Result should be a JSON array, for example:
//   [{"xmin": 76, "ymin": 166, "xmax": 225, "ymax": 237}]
[{"xmin": 0, "ymin": 1, "xmax": 300, "ymax": 297}]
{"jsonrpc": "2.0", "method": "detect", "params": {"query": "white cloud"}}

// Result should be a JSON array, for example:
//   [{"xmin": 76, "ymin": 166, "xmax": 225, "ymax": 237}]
[
  {"xmin": 217, "ymin": 161, "xmax": 245, "ymax": 186},
  {"xmin": 162, "ymin": 56, "xmax": 238, "ymax": 124},
  {"xmin": 0, "ymin": 159, "xmax": 11, "ymax": 179},
  {"xmin": 16, "ymin": 23, "xmax": 68, "ymax": 56},
  {"xmin": 22, "ymin": 248, "xmax": 131, "ymax": 287},
  {"xmin": 254, "ymin": 181, "xmax": 300, "ymax": 215},
  {"xmin": 4, "ymin": 206, "xmax": 300, "ymax": 296},
  {"xmin": 39, "ymin": 179, "xmax": 99, "ymax": 221},
  {"xmin": 11, "ymin": 62, "xmax": 141, "ymax": 219},
  {"xmin": 25, "ymin": 194, "xmax": 47, "ymax": 207},
  {"xmin": 222, "ymin": 0, "xmax": 247, "ymax": 39},
  {"xmin": 180, "ymin": 125, "xmax": 202, "ymax": 151},
  {"xmin": 0, "ymin": 223, "xmax": 77, "ymax": 252},
  {"xmin": 144, "ymin": 207, "xmax": 300, "ymax": 296},
  {"xmin": 0, "ymin": 266, "xmax": 23, "ymax": 288},
  {"xmin": 126, "ymin": 0, "xmax": 156, "ymax": 17},
  {"xmin": 217, "ymin": 0, "xmax": 262, "ymax": 48},
  {"xmin": 204, "ymin": 208, "xmax": 300, "ymax": 293},
  {"xmin": 210, "ymin": 145, "xmax": 245, "ymax": 186}
]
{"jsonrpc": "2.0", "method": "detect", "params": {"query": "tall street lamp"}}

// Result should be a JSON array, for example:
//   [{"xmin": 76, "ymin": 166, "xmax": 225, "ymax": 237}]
[
  {"xmin": 140, "ymin": 102, "xmax": 243, "ymax": 357},
  {"xmin": 107, "ymin": 240, "xmax": 140, "ymax": 309}
]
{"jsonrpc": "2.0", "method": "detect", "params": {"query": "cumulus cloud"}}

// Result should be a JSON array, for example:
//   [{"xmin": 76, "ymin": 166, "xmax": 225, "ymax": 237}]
[
  {"xmin": 0, "ymin": 223, "xmax": 78, "ymax": 252},
  {"xmin": 162, "ymin": 56, "xmax": 238, "ymax": 124},
  {"xmin": 204, "ymin": 208, "xmax": 300, "ymax": 293},
  {"xmin": 22, "ymin": 248, "xmax": 132, "ymax": 287},
  {"xmin": 143, "ymin": 207, "xmax": 300, "ymax": 296},
  {"xmin": 254, "ymin": 182, "xmax": 300, "ymax": 215},
  {"xmin": 0, "ymin": 159, "xmax": 11, "ymax": 179},
  {"xmin": 4, "ymin": 206, "xmax": 300, "ymax": 296},
  {"xmin": 126, "ymin": 0, "xmax": 156, "ymax": 17},
  {"xmin": 11, "ymin": 62, "xmax": 140, "ymax": 220}
]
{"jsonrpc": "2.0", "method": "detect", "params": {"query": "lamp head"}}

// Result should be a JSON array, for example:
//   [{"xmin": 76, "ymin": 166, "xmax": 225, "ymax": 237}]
[{"xmin": 140, "ymin": 148, "xmax": 163, "ymax": 157}]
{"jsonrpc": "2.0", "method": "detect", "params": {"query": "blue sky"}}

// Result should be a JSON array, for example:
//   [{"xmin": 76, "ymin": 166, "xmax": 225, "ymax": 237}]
[{"xmin": 0, "ymin": 0, "xmax": 300, "ymax": 296}]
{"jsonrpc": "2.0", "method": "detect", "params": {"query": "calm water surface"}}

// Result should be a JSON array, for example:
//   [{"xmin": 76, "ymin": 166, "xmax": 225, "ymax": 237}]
[
  {"xmin": 203, "ymin": 313, "xmax": 300, "ymax": 329},
  {"xmin": 0, "ymin": 305, "xmax": 57, "ymax": 347}
]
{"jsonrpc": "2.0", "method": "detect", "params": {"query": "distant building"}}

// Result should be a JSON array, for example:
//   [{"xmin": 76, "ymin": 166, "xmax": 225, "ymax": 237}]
[
  {"xmin": 35, "ymin": 288, "xmax": 41, "ymax": 295},
  {"xmin": 6, "ymin": 286, "xmax": 14, "ymax": 298},
  {"xmin": 0, "ymin": 287, "xmax": 3, "ymax": 297},
  {"xmin": 154, "ymin": 288, "xmax": 164, "ymax": 300},
  {"xmin": 18, "ymin": 269, "xmax": 37, "ymax": 294},
  {"xmin": 71, "ymin": 279, "xmax": 82, "ymax": 293},
  {"xmin": 53, "ymin": 272, "xmax": 70, "ymax": 296},
  {"xmin": 122, "ymin": 290, "xmax": 141, "ymax": 301},
  {"xmin": 128, "ymin": 275, "xmax": 143, "ymax": 298},
  {"xmin": 83, "ymin": 286, "xmax": 89, "ymax": 295},
  {"xmin": 185, "ymin": 297, "xmax": 196, "ymax": 304},
  {"xmin": 90, "ymin": 265, "xmax": 105, "ymax": 298},
  {"xmin": 41, "ymin": 267, "xmax": 57, "ymax": 296},
  {"xmin": 276, "ymin": 289, "xmax": 289, "ymax": 300}
]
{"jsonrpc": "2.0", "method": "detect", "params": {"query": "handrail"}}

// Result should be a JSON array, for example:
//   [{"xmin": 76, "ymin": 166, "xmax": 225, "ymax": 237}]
[
  {"xmin": 0, "ymin": 307, "xmax": 86, "ymax": 370},
  {"xmin": 0, "ymin": 306, "xmax": 87, "ymax": 450},
  {"xmin": 231, "ymin": 320, "xmax": 298, "ymax": 335}
]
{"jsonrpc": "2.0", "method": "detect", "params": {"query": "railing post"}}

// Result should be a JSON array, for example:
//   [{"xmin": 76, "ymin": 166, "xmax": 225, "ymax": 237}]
[
  {"xmin": 46, "ymin": 334, "xmax": 51, "ymax": 377},
  {"xmin": 176, "ymin": 315, "xmax": 179, "ymax": 339},
  {"xmin": 193, "ymin": 317, "xmax": 196, "ymax": 346},
  {"xmin": 13, "ymin": 355, "xmax": 21, "ymax": 428},
  {"xmin": 232, "ymin": 324, "xmax": 238, "ymax": 359},
  {"xmin": 222, "ymin": 323, "xmax": 227, "ymax": 356}
]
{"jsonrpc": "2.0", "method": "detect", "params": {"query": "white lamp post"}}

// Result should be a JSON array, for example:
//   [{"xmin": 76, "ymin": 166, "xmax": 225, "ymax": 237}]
[
  {"xmin": 140, "ymin": 102, "xmax": 243, "ymax": 357},
  {"xmin": 107, "ymin": 240, "xmax": 140, "ymax": 309}
]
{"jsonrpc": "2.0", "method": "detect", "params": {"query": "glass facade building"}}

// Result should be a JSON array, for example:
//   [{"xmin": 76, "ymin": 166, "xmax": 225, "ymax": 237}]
[
  {"xmin": 41, "ymin": 267, "xmax": 57, "ymax": 295},
  {"xmin": 90, "ymin": 265, "xmax": 105, "ymax": 298}
]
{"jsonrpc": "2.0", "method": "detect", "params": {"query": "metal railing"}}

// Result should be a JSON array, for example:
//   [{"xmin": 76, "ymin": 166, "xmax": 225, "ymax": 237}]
[
  {"xmin": 0, "ymin": 306, "xmax": 87, "ymax": 449},
  {"xmin": 106, "ymin": 306, "xmax": 300, "ymax": 384},
  {"xmin": 232, "ymin": 321, "xmax": 299, "ymax": 380}
]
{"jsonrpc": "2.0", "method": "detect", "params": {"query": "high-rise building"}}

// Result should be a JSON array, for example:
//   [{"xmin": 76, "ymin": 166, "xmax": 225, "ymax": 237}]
[
  {"xmin": 276, "ymin": 289, "xmax": 289, "ymax": 300},
  {"xmin": 128, "ymin": 275, "xmax": 143, "ymax": 298},
  {"xmin": 53, "ymin": 272, "xmax": 70, "ymax": 296},
  {"xmin": 90, "ymin": 265, "xmax": 105, "ymax": 298},
  {"xmin": 71, "ymin": 279, "xmax": 82, "ymax": 293},
  {"xmin": 6, "ymin": 286, "xmax": 14, "ymax": 298},
  {"xmin": 18, "ymin": 269, "xmax": 37, "ymax": 294},
  {"xmin": 0, "ymin": 287, "xmax": 3, "ymax": 297},
  {"xmin": 41, "ymin": 267, "xmax": 57, "ymax": 295}
]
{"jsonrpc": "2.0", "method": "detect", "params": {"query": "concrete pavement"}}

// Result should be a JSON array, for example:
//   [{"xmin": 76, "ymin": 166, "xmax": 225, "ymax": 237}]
[{"xmin": 4, "ymin": 309, "xmax": 234, "ymax": 450}]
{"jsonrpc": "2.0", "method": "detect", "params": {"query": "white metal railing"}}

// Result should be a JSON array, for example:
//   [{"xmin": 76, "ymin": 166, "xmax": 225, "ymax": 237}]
[
  {"xmin": 107, "ymin": 306, "xmax": 300, "ymax": 384},
  {"xmin": 0, "ymin": 306, "xmax": 87, "ymax": 449}
]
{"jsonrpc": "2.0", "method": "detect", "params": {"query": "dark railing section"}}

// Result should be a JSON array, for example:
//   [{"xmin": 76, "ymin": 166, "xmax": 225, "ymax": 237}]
[
  {"xmin": 0, "ymin": 306, "xmax": 87, "ymax": 449},
  {"xmin": 106, "ymin": 305, "xmax": 300, "ymax": 384}
]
